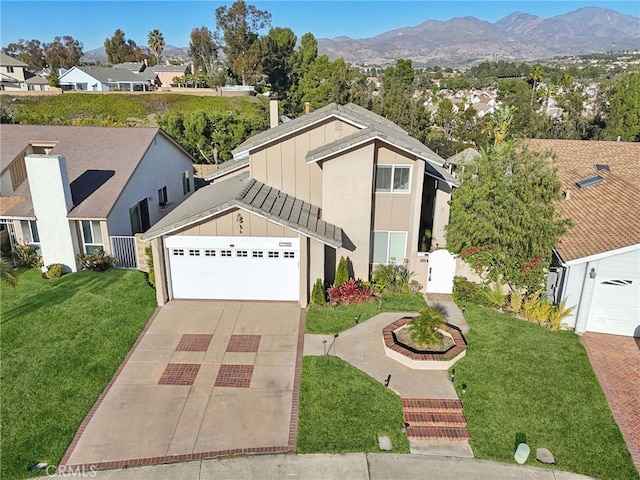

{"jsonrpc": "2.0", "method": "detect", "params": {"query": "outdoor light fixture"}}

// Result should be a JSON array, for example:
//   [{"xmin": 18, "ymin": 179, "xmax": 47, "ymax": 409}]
[
  {"xmin": 384, "ymin": 374, "xmax": 391, "ymax": 387},
  {"xmin": 451, "ymin": 369, "xmax": 455, "ymax": 383},
  {"xmin": 322, "ymin": 339, "xmax": 327, "ymax": 355},
  {"xmin": 354, "ymin": 315, "xmax": 360, "ymax": 325},
  {"xmin": 462, "ymin": 383, "xmax": 467, "ymax": 394},
  {"xmin": 589, "ymin": 268, "xmax": 596, "ymax": 279}
]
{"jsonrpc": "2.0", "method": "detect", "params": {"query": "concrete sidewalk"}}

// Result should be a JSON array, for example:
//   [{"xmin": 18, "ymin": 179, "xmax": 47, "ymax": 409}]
[{"xmin": 47, "ymin": 453, "xmax": 599, "ymax": 479}]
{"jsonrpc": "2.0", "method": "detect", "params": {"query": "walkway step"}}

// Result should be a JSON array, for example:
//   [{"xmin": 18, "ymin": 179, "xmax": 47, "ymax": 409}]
[
  {"xmin": 402, "ymin": 398, "xmax": 463, "ymax": 413},
  {"xmin": 404, "ymin": 411, "xmax": 467, "ymax": 427},
  {"xmin": 406, "ymin": 426, "xmax": 470, "ymax": 441}
]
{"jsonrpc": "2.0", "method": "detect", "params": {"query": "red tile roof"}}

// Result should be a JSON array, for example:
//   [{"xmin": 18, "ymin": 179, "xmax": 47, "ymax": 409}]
[{"xmin": 528, "ymin": 139, "xmax": 640, "ymax": 262}]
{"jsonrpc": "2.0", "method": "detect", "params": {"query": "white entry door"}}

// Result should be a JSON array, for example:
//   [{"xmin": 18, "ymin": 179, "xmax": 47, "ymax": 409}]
[
  {"xmin": 426, "ymin": 249, "xmax": 457, "ymax": 294},
  {"xmin": 165, "ymin": 236, "xmax": 300, "ymax": 301}
]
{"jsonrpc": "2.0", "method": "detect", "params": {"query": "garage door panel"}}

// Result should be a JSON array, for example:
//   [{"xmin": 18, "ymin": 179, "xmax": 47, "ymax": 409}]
[
  {"xmin": 588, "ymin": 280, "xmax": 640, "ymax": 337},
  {"xmin": 167, "ymin": 236, "xmax": 299, "ymax": 301}
]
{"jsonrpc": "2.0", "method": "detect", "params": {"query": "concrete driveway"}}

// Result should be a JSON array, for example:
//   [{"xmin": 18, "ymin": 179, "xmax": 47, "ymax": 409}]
[{"xmin": 59, "ymin": 301, "xmax": 303, "ymax": 470}]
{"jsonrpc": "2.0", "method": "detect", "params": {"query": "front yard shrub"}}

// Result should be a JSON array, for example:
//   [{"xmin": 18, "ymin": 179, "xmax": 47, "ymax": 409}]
[
  {"xmin": 10, "ymin": 244, "xmax": 41, "ymax": 268},
  {"xmin": 144, "ymin": 245, "xmax": 155, "ymax": 287},
  {"xmin": 310, "ymin": 278, "xmax": 325, "ymax": 305},
  {"xmin": 452, "ymin": 275, "xmax": 487, "ymax": 305},
  {"xmin": 372, "ymin": 263, "xmax": 415, "ymax": 293},
  {"xmin": 507, "ymin": 290, "xmax": 525, "ymax": 314},
  {"xmin": 46, "ymin": 263, "xmax": 64, "ymax": 279},
  {"xmin": 481, "ymin": 281, "xmax": 506, "ymax": 308},
  {"xmin": 334, "ymin": 256, "xmax": 349, "ymax": 286},
  {"xmin": 77, "ymin": 250, "xmax": 117, "ymax": 271},
  {"xmin": 409, "ymin": 307, "xmax": 446, "ymax": 349},
  {"xmin": 327, "ymin": 278, "xmax": 376, "ymax": 306}
]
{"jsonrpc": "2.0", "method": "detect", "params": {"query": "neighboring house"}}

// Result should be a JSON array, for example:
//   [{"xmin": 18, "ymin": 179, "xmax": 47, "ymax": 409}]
[
  {"xmin": 0, "ymin": 53, "xmax": 50, "ymax": 91},
  {"xmin": 0, "ymin": 125, "xmax": 195, "ymax": 272},
  {"xmin": 142, "ymin": 102, "xmax": 458, "ymax": 306},
  {"xmin": 530, "ymin": 139, "xmax": 640, "ymax": 337},
  {"xmin": 149, "ymin": 64, "xmax": 191, "ymax": 87},
  {"xmin": 58, "ymin": 65, "xmax": 158, "ymax": 91},
  {"xmin": 444, "ymin": 148, "xmax": 481, "ymax": 179}
]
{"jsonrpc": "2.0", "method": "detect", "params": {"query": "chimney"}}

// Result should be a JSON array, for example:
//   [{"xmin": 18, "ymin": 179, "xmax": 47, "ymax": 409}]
[
  {"xmin": 190, "ymin": 63, "xmax": 195, "ymax": 75},
  {"xmin": 24, "ymin": 155, "xmax": 78, "ymax": 271},
  {"xmin": 564, "ymin": 190, "xmax": 571, "ymax": 200},
  {"xmin": 270, "ymin": 98, "xmax": 279, "ymax": 128},
  {"xmin": 305, "ymin": 102, "xmax": 311, "ymax": 114}
]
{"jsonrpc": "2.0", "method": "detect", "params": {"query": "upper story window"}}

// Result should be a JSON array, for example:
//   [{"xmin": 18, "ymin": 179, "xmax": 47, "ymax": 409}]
[
  {"xmin": 375, "ymin": 165, "xmax": 411, "ymax": 193},
  {"xmin": 6, "ymin": 66, "xmax": 14, "ymax": 73},
  {"xmin": 158, "ymin": 186, "xmax": 168, "ymax": 206}
]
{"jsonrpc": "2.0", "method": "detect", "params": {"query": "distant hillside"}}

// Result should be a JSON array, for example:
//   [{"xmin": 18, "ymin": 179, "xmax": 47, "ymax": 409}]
[
  {"xmin": 317, "ymin": 7, "xmax": 640, "ymax": 66},
  {"xmin": 81, "ymin": 45, "xmax": 189, "ymax": 64},
  {"xmin": 80, "ymin": 7, "xmax": 640, "ymax": 67}
]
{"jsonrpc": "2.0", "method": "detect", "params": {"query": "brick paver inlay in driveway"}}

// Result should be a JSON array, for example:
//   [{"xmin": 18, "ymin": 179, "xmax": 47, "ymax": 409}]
[
  {"xmin": 214, "ymin": 364, "xmax": 254, "ymax": 388},
  {"xmin": 176, "ymin": 334, "xmax": 213, "ymax": 351},
  {"xmin": 226, "ymin": 334, "xmax": 261, "ymax": 352},
  {"xmin": 158, "ymin": 363, "xmax": 201, "ymax": 385}
]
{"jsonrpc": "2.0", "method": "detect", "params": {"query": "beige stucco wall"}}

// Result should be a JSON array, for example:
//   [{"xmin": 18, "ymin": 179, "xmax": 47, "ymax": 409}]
[
  {"xmin": 322, "ymin": 143, "xmax": 375, "ymax": 280},
  {"xmin": 250, "ymin": 118, "xmax": 359, "ymax": 206},
  {"xmin": 175, "ymin": 208, "xmax": 297, "ymax": 238}
]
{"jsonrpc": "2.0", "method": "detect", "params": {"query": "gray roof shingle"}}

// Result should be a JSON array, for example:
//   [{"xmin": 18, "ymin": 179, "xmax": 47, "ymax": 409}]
[{"xmin": 142, "ymin": 173, "xmax": 343, "ymax": 247}]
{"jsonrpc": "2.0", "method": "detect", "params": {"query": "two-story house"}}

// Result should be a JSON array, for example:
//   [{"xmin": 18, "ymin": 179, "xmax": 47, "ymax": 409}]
[
  {"xmin": 142, "ymin": 102, "xmax": 458, "ymax": 306},
  {"xmin": 0, "ymin": 125, "xmax": 195, "ymax": 272},
  {"xmin": 0, "ymin": 53, "xmax": 50, "ymax": 91}
]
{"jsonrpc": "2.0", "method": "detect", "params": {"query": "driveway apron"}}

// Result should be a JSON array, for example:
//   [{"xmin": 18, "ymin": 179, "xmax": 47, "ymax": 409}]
[{"xmin": 59, "ymin": 300, "xmax": 303, "ymax": 470}]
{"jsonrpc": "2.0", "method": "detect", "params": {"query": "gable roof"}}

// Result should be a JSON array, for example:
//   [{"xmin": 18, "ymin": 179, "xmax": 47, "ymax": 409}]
[
  {"xmin": 142, "ymin": 173, "xmax": 343, "ymax": 247},
  {"xmin": 0, "ymin": 53, "xmax": 28, "ymax": 67},
  {"xmin": 446, "ymin": 148, "xmax": 481, "ymax": 166},
  {"xmin": 0, "ymin": 125, "xmax": 179, "ymax": 219},
  {"xmin": 528, "ymin": 139, "xmax": 640, "ymax": 263},
  {"xmin": 233, "ymin": 103, "xmax": 441, "ymax": 162},
  {"xmin": 60, "ymin": 66, "xmax": 156, "ymax": 84}
]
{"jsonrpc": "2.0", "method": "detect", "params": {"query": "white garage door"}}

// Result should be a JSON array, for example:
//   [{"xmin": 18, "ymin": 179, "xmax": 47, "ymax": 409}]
[
  {"xmin": 588, "ymin": 279, "xmax": 640, "ymax": 337},
  {"xmin": 165, "ymin": 236, "xmax": 300, "ymax": 301}
]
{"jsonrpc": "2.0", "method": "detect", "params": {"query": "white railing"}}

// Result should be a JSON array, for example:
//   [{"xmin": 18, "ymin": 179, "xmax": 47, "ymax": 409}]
[{"xmin": 109, "ymin": 236, "xmax": 139, "ymax": 269}]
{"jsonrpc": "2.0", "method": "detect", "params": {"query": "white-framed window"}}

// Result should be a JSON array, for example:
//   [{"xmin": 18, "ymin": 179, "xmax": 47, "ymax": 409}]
[
  {"xmin": 158, "ymin": 186, "xmax": 168, "ymax": 206},
  {"xmin": 182, "ymin": 171, "xmax": 191, "ymax": 195},
  {"xmin": 188, "ymin": 249, "xmax": 200, "ymax": 256},
  {"xmin": 204, "ymin": 249, "xmax": 216, "ymax": 257},
  {"xmin": 370, "ymin": 231, "xmax": 407, "ymax": 264},
  {"xmin": 80, "ymin": 220, "xmax": 104, "ymax": 254},
  {"xmin": 252, "ymin": 251, "xmax": 264, "ymax": 258},
  {"xmin": 172, "ymin": 248, "xmax": 185, "ymax": 256},
  {"xmin": 236, "ymin": 250, "xmax": 248, "ymax": 257},
  {"xmin": 284, "ymin": 251, "xmax": 295, "ymax": 258},
  {"xmin": 375, "ymin": 165, "xmax": 411, "ymax": 193},
  {"xmin": 20, "ymin": 220, "xmax": 41, "ymax": 253},
  {"xmin": 221, "ymin": 250, "xmax": 232, "ymax": 257},
  {"xmin": 268, "ymin": 251, "xmax": 279, "ymax": 258},
  {"xmin": 7, "ymin": 66, "xmax": 14, "ymax": 73}
]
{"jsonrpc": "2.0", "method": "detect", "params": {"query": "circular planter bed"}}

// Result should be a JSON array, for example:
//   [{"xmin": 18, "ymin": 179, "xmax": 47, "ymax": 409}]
[{"xmin": 382, "ymin": 317, "xmax": 467, "ymax": 370}]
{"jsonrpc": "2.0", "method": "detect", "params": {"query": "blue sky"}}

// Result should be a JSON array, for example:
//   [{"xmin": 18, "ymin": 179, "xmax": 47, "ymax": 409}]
[{"xmin": 1, "ymin": 1, "xmax": 639, "ymax": 51}]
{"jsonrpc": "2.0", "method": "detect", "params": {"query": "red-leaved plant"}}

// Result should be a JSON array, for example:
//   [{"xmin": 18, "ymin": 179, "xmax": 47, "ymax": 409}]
[{"xmin": 327, "ymin": 278, "xmax": 377, "ymax": 306}]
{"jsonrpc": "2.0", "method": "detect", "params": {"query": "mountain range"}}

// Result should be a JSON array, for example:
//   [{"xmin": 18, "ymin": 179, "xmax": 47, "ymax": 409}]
[
  {"xmin": 317, "ymin": 7, "xmax": 640, "ymax": 66},
  {"xmin": 81, "ymin": 7, "xmax": 640, "ymax": 67}
]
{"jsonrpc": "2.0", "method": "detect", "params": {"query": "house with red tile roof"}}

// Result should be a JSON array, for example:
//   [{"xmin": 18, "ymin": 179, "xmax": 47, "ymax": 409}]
[{"xmin": 529, "ymin": 139, "xmax": 640, "ymax": 337}]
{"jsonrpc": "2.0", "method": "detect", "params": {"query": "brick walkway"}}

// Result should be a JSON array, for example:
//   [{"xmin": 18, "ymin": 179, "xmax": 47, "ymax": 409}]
[{"xmin": 581, "ymin": 333, "xmax": 640, "ymax": 474}]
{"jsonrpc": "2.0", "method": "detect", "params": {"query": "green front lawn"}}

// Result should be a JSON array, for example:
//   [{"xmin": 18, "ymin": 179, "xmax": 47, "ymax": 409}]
[
  {"xmin": 1, "ymin": 268, "xmax": 157, "ymax": 480},
  {"xmin": 305, "ymin": 293, "xmax": 427, "ymax": 334},
  {"xmin": 297, "ymin": 355, "xmax": 409, "ymax": 454},
  {"xmin": 453, "ymin": 303, "xmax": 639, "ymax": 480}
]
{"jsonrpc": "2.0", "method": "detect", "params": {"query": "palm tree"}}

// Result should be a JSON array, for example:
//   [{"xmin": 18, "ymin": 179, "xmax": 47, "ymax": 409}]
[
  {"xmin": 147, "ymin": 29, "xmax": 165, "ymax": 66},
  {"xmin": 527, "ymin": 65, "xmax": 545, "ymax": 106},
  {"xmin": 1, "ymin": 258, "xmax": 18, "ymax": 288}
]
